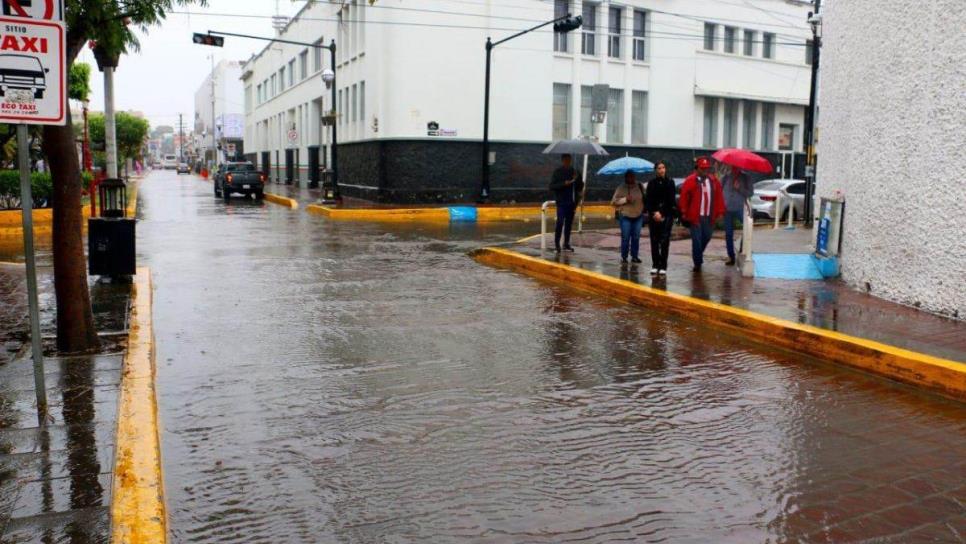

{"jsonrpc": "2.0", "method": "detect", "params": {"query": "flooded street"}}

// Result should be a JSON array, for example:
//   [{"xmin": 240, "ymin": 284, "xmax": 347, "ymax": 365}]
[{"xmin": 138, "ymin": 171, "xmax": 965, "ymax": 543}]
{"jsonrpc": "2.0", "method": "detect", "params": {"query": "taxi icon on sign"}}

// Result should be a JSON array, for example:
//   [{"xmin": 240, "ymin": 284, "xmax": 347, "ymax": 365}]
[{"xmin": 0, "ymin": 54, "xmax": 48, "ymax": 98}]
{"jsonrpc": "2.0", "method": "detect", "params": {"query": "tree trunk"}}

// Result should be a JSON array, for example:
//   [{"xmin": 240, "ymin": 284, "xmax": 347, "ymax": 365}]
[{"xmin": 42, "ymin": 109, "xmax": 99, "ymax": 353}]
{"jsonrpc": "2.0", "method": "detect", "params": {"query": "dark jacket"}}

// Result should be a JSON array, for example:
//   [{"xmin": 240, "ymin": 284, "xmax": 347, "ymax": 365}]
[
  {"xmin": 644, "ymin": 176, "xmax": 677, "ymax": 218},
  {"xmin": 549, "ymin": 166, "xmax": 584, "ymax": 207}
]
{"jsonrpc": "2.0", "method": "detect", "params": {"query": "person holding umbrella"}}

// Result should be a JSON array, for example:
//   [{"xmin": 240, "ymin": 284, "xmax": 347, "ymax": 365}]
[
  {"xmin": 611, "ymin": 171, "xmax": 648, "ymax": 264},
  {"xmin": 548, "ymin": 153, "xmax": 583, "ymax": 252},
  {"xmin": 679, "ymin": 156, "xmax": 725, "ymax": 272},
  {"xmin": 644, "ymin": 160, "xmax": 677, "ymax": 275},
  {"xmin": 722, "ymin": 165, "xmax": 754, "ymax": 266}
]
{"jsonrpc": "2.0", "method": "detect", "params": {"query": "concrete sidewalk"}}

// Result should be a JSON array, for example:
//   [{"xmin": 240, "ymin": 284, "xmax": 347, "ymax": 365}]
[
  {"xmin": 512, "ymin": 228, "xmax": 966, "ymax": 363},
  {"xmin": 0, "ymin": 265, "xmax": 131, "ymax": 542}
]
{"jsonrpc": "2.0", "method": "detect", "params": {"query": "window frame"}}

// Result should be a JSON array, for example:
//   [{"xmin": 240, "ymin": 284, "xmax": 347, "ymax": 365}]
[
  {"xmin": 606, "ymin": 87, "xmax": 624, "ymax": 143},
  {"xmin": 581, "ymin": 3, "xmax": 597, "ymax": 56},
  {"xmin": 552, "ymin": 83, "xmax": 572, "ymax": 141},
  {"xmin": 608, "ymin": 6, "xmax": 622, "ymax": 59},
  {"xmin": 631, "ymin": 90, "xmax": 647, "ymax": 144},
  {"xmin": 632, "ymin": 10, "xmax": 647, "ymax": 61},
  {"xmin": 743, "ymin": 30, "xmax": 756, "ymax": 56},
  {"xmin": 703, "ymin": 97, "xmax": 718, "ymax": 148},
  {"xmin": 704, "ymin": 23, "xmax": 716, "ymax": 51},
  {"xmin": 553, "ymin": 0, "xmax": 570, "ymax": 53},
  {"xmin": 299, "ymin": 49, "xmax": 308, "ymax": 80},
  {"xmin": 723, "ymin": 26, "xmax": 737, "ymax": 54},
  {"xmin": 762, "ymin": 32, "xmax": 775, "ymax": 59}
]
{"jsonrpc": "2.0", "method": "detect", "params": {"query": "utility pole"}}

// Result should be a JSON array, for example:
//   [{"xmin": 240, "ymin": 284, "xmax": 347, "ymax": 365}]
[
  {"xmin": 104, "ymin": 66, "xmax": 118, "ymax": 178},
  {"xmin": 803, "ymin": 0, "xmax": 822, "ymax": 227}
]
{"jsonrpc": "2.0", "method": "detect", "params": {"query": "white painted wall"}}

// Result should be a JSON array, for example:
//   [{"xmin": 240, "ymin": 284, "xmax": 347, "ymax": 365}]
[
  {"xmin": 817, "ymin": 0, "xmax": 966, "ymax": 319},
  {"xmin": 193, "ymin": 59, "xmax": 244, "ymax": 158},
  {"xmin": 243, "ymin": 0, "xmax": 813, "ymax": 161}
]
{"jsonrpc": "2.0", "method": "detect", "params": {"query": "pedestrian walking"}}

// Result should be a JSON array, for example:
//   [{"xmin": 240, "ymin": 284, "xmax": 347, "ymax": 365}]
[
  {"xmin": 721, "ymin": 165, "xmax": 754, "ymax": 266},
  {"xmin": 548, "ymin": 153, "xmax": 583, "ymax": 252},
  {"xmin": 611, "ymin": 171, "xmax": 647, "ymax": 264},
  {"xmin": 644, "ymin": 160, "xmax": 677, "ymax": 275},
  {"xmin": 678, "ymin": 157, "xmax": 725, "ymax": 272}
]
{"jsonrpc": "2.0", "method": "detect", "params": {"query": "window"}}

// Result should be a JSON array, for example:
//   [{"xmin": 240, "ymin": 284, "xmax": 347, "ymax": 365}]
[
  {"xmin": 723, "ymin": 99, "xmax": 738, "ymax": 147},
  {"xmin": 703, "ymin": 97, "xmax": 718, "ymax": 148},
  {"xmin": 786, "ymin": 182, "xmax": 805, "ymax": 195},
  {"xmin": 631, "ymin": 91, "xmax": 647, "ymax": 144},
  {"xmin": 608, "ymin": 7, "xmax": 622, "ymax": 58},
  {"xmin": 761, "ymin": 103, "xmax": 775, "ymax": 150},
  {"xmin": 279, "ymin": 68, "xmax": 285, "ymax": 91},
  {"xmin": 581, "ymin": 3, "xmax": 596, "ymax": 56},
  {"xmin": 552, "ymin": 83, "xmax": 571, "ymax": 140},
  {"xmin": 360, "ymin": 81, "xmax": 365, "ymax": 126},
  {"xmin": 357, "ymin": 0, "xmax": 366, "ymax": 52},
  {"xmin": 580, "ymin": 85, "xmax": 593, "ymax": 136},
  {"xmin": 337, "ymin": 89, "xmax": 342, "ymax": 124},
  {"xmin": 762, "ymin": 33, "xmax": 775, "ymax": 59},
  {"xmin": 742, "ymin": 100, "xmax": 757, "ymax": 149},
  {"xmin": 299, "ymin": 50, "xmax": 308, "ymax": 80},
  {"xmin": 805, "ymin": 39, "xmax": 814, "ymax": 65},
  {"xmin": 704, "ymin": 23, "xmax": 716, "ymax": 51},
  {"xmin": 288, "ymin": 59, "xmax": 295, "ymax": 87},
  {"xmin": 724, "ymin": 26, "xmax": 737, "ymax": 53},
  {"xmin": 606, "ymin": 88, "xmax": 623, "ymax": 143},
  {"xmin": 633, "ymin": 10, "xmax": 647, "ymax": 61},
  {"xmin": 779, "ymin": 124, "xmax": 795, "ymax": 150},
  {"xmin": 743, "ymin": 30, "xmax": 756, "ymax": 56},
  {"xmin": 554, "ymin": 0, "xmax": 569, "ymax": 53},
  {"xmin": 313, "ymin": 40, "xmax": 323, "ymax": 71},
  {"xmin": 270, "ymin": 74, "xmax": 276, "ymax": 96},
  {"xmin": 351, "ymin": 84, "xmax": 357, "ymax": 123},
  {"xmin": 256, "ymin": 84, "xmax": 262, "ymax": 105}
]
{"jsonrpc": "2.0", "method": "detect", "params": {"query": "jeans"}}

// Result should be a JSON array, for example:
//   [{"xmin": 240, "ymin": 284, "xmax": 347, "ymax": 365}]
[
  {"xmin": 618, "ymin": 214, "xmax": 644, "ymax": 260},
  {"xmin": 689, "ymin": 216, "xmax": 713, "ymax": 266},
  {"xmin": 647, "ymin": 216, "xmax": 673, "ymax": 269},
  {"xmin": 555, "ymin": 203, "xmax": 576, "ymax": 249},
  {"xmin": 723, "ymin": 210, "xmax": 743, "ymax": 260}
]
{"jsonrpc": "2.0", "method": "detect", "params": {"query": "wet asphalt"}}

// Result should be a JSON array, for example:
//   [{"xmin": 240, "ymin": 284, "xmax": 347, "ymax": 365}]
[{"xmin": 138, "ymin": 171, "xmax": 966, "ymax": 543}]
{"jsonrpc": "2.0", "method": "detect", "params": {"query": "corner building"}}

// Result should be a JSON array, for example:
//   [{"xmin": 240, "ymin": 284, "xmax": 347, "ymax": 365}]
[{"xmin": 243, "ymin": 0, "xmax": 814, "ymax": 203}]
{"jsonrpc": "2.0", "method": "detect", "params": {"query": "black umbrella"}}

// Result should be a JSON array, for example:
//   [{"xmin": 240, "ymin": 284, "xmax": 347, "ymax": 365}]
[{"xmin": 543, "ymin": 139, "xmax": 609, "ymax": 232}]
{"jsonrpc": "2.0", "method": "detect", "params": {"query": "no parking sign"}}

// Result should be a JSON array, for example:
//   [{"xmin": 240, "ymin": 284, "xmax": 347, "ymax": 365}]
[{"xmin": 2, "ymin": 0, "xmax": 63, "ymax": 21}]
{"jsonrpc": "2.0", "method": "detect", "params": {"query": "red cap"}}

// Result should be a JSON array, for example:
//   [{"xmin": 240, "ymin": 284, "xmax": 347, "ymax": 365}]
[{"xmin": 696, "ymin": 157, "xmax": 711, "ymax": 169}]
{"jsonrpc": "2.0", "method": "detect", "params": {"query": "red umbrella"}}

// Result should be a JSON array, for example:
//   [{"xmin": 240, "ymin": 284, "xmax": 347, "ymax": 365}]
[{"xmin": 712, "ymin": 148, "xmax": 773, "ymax": 174}]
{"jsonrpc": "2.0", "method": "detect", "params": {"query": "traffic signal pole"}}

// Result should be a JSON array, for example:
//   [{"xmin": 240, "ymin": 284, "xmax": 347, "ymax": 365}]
[
  {"xmin": 803, "ymin": 0, "xmax": 822, "ymax": 227},
  {"xmin": 479, "ymin": 14, "xmax": 581, "ymax": 202}
]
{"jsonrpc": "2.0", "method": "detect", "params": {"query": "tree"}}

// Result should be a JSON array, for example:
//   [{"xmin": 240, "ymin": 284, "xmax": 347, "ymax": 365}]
[
  {"xmin": 88, "ymin": 112, "xmax": 150, "ymax": 170},
  {"xmin": 43, "ymin": 0, "xmax": 206, "ymax": 352},
  {"xmin": 68, "ymin": 63, "xmax": 92, "ymax": 102}
]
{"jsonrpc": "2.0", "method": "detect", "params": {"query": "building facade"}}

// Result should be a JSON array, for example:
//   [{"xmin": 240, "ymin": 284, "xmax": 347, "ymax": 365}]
[
  {"xmin": 243, "ymin": 0, "xmax": 813, "ymax": 202},
  {"xmin": 816, "ymin": 0, "xmax": 966, "ymax": 319},
  {"xmin": 194, "ymin": 59, "xmax": 245, "ymax": 164}
]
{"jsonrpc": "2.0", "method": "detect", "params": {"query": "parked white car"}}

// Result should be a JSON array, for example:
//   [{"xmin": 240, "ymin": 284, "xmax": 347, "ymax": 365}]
[{"xmin": 749, "ymin": 179, "xmax": 806, "ymax": 220}]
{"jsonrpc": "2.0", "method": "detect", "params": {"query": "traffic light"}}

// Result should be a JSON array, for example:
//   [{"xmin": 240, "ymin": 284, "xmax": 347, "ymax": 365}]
[
  {"xmin": 554, "ymin": 15, "xmax": 583, "ymax": 33},
  {"xmin": 192, "ymin": 33, "xmax": 224, "ymax": 47}
]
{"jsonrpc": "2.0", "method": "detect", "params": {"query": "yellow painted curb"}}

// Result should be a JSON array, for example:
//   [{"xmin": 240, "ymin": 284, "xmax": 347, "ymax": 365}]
[
  {"xmin": 264, "ymin": 192, "xmax": 299, "ymax": 209},
  {"xmin": 472, "ymin": 247, "xmax": 966, "ymax": 402},
  {"xmin": 306, "ymin": 203, "xmax": 614, "ymax": 223},
  {"xmin": 112, "ymin": 267, "xmax": 167, "ymax": 543}
]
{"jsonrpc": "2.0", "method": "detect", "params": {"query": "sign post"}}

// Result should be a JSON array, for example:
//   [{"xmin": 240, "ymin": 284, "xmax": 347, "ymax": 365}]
[{"xmin": 0, "ymin": 10, "xmax": 66, "ymax": 425}]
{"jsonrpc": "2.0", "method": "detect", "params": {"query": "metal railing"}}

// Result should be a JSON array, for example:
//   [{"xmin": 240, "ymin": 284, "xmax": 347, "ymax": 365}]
[{"xmin": 540, "ymin": 200, "xmax": 555, "ymax": 250}]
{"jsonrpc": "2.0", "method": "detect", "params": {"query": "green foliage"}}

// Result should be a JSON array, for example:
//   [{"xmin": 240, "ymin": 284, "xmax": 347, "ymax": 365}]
[
  {"xmin": 0, "ymin": 171, "xmax": 54, "ymax": 209},
  {"xmin": 68, "ymin": 63, "xmax": 92, "ymax": 102},
  {"xmin": 88, "ymin": 112, "xmax": 150, "ymax": 166}
]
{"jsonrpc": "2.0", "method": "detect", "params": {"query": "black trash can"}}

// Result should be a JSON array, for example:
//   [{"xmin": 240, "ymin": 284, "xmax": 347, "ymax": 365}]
[{"xmin": 88, "ymin": 218, "xmax": 136, "ymax": 277}]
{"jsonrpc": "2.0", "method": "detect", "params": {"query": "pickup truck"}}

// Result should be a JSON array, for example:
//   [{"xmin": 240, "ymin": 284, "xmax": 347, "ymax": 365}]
[{"xmin": 214, "ymin": 162, "xmax": 266, "ymax": 201}]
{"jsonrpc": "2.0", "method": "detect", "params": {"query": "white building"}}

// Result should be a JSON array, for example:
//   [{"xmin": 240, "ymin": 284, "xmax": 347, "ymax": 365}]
[
  {"xmin": 243, "ymin": 0, "xmax": 814, "ymax": 201},
  {"xmin": 817, "ymin": 0, "xmax": 966, "ymax": 319},
  {"xmin": 194, "ymin": 59, "xmax": 245, "ymax": 164}
]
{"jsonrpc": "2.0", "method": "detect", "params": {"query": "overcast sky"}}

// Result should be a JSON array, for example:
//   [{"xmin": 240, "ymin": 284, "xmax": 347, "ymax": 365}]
[{"xmin": 78, "ymin": 0, "xmax": 303, "ymax": 129}]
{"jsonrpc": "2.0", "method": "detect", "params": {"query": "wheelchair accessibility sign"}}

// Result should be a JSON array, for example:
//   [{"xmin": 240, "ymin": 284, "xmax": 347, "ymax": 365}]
[{"xmin": 0, "ymin": 16, "xmax": 65, "ymax": 124}]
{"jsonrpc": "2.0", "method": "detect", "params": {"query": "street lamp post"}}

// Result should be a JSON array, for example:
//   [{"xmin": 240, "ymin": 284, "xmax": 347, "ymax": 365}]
[{"xmin": 479, "ymin": 13, "xmax": 582, "ymax": 202}]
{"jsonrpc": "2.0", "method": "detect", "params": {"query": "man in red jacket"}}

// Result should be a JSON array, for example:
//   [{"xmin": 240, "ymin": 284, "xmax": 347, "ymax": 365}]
[{"xmin": 678, "ymin": 156, "xmax": 725, "ymax": 271}]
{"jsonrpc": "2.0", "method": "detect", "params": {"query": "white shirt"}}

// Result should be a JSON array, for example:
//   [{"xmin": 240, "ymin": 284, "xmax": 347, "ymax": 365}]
[{"xmin": 699, "ymin": 177, "xmax": 711, "ymax": 216}]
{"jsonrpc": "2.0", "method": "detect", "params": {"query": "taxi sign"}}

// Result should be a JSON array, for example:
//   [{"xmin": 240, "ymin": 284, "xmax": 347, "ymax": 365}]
[{"xmin": 0, "ymin": 16, "xmax": 66, "ymax": 125}]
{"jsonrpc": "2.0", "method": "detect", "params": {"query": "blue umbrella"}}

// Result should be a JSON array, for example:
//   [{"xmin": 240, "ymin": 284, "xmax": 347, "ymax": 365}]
[{"xmin": 596, "ymin": 156, "xmax": 654, "ymax": 175}]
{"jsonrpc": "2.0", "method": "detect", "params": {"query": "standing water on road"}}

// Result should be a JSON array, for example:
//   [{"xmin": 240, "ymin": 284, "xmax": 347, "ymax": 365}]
[{"xmin": 138, "ymin": 172, "xmax": 965, "ymax": 543}]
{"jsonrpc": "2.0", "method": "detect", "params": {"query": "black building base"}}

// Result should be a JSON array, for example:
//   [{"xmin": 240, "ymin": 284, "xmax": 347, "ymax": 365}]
[{"xmin": 310, "ymin": 139, "xmax": 806, "ymax": 204}]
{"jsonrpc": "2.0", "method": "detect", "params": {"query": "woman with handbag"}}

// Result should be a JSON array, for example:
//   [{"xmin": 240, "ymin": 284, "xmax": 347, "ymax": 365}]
[{"xmin": 610, "ymin": 171, "xmax": 647, "ymax": 264}]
